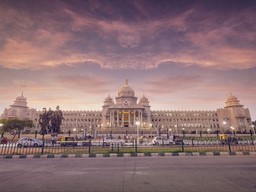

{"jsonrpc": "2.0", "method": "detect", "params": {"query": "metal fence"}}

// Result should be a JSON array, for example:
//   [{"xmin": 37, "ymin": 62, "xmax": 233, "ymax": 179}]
[{"xmin": 0, "ymin": 139, "xmax": 255, "ymax": 155}]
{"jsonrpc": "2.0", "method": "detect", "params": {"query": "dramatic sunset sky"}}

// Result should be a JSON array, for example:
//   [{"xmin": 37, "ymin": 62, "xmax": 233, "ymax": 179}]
[{"xmin": 0, "ymin": 0, "xmax": 255, "ymax": 119}]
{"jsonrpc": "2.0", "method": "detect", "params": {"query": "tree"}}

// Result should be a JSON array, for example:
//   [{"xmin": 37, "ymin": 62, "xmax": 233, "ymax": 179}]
[
  {"xmin": 0, "ymin": 119, "xmax": 33, "ymax": 141},
  {"xmin": 39, "ymin": 106, "xmax": 63, "ymax": 136},
  {"xmin": 39, "ymin": 108, "xmax": 49, "ymax": 136},
  {"xmin": 49, "ymin": 106, "xmax": 63, "ymax": 134}
]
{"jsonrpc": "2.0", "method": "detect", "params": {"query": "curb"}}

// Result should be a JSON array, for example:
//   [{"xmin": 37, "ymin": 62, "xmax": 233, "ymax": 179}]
[{"xmin": 1, "ymin": 151, "xmax": 256, "ymax": 159}]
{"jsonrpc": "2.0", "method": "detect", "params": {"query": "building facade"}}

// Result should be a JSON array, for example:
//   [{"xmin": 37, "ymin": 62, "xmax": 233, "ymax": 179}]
[
  {"xmin": 1, "ymin": 81, "xmax": 253, "ymax": 135},
  {"xmin": 1, "ymin": 92, "xmax": 37, "ymax": 121}
]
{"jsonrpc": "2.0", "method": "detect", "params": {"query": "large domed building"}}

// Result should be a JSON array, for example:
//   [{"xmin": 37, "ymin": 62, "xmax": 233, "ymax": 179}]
[
  {"xmin": 101, "ymin": 80, "xmax": 151, "ymax": 133},
  {"xmin": 1, "ymin": 81, "xmax": 253, "ymax": 136}
]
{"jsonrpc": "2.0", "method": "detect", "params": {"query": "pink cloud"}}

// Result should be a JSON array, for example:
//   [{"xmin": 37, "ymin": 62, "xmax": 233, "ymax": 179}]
[
  {"xmin": 57, "ymin": 74, "xmax": 112, "ymax": 93},
  {"xmin": 143, "ymin": 75, "xmax": 201, "ymax": 94}
]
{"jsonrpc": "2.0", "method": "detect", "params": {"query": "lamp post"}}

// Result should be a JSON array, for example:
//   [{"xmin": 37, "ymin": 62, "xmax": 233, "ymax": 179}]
[
  {"xmin": 230, "ymin": 126, "xmax": 235, "ymax": 135},
  {"xmin": 168, "ymin": 128, "xmax": 172, "ymax": 138},
  {"xmin": 0, "ymin": 123, "xmax": 3, "ymax": 138},
  {"xmin": 251, "ymin": 124, "xmax": 255, "ymax": 134},
  {"xmin": 223, "ymin": 120, "xmax": 227, "ymax": 133},
  {"xmin": 136, "ymin": 121, "xmax": 140, "ymax": 140},
  {"xmin": 135, "ymin": 121, "xmax": 140, "ymax": 152},
  {"xmin": 182, "ymin": 128, "xmax": 185, "ymax": 138},
  {"xmin": 81, "ymin": 128, "xmax": 84, "ymax": 139}
]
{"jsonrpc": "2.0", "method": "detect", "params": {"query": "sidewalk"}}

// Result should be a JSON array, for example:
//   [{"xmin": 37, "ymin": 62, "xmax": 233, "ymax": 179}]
[{"xmin": 1, "ymin": 151, "xmax": 256, "ymax": 159}]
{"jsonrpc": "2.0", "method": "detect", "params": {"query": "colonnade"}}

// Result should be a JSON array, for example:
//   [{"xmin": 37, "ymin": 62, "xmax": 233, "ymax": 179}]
[{"xmin": 109, "ymin": 109, "xmax": 143, "ymax": 128}]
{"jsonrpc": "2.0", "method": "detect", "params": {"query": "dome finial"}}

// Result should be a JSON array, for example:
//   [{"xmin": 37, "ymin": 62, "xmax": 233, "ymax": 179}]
[
  {"xmin": 21, "ymin": 91, "xmax": 23, "ymax": 96},
  {"xmin": 229, "ymin": 91, "xmax": 232, "ymax": 96},
  {"xmin": 125, "ymin": 79, "xmax": 128, "ymax": 85}
]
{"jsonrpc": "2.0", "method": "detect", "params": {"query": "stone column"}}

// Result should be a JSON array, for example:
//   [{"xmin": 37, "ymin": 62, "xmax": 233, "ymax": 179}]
[
  {"xmin": 117, "ymin": 110, "xmax": 119, "ymax": 128},
  {"xmin": 122, "ymin": 110, "xmax": 124, "ymax": 127},
  {"xmin": 134, "ymin": 110, "xmax": 136, "ymax": 127},
  {"xmin": 128, "ymin": 110, "xmax": 131, "ymax": 127},
  {"xmin": 109, "ymin": 110, "xmax": 112, "ymax": 127},
  {"xmin": 140, "ymin": 110, "xmax": 142, "ymax": 125}
]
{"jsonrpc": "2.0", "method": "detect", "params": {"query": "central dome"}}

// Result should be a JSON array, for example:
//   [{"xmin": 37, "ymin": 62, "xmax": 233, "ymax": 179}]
[{"xmin": 118, "ymin": 80, "xmax": 135, "ymax": 97}]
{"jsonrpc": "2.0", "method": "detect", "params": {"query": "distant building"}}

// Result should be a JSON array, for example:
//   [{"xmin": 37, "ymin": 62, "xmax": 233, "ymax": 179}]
[
  {"xmin": 1, "ymin": 81, "xmax": 253, "ymax": 135},
  {"xmin": 1, "ymin": 92, "xmax": 36, "ymax": 120}
]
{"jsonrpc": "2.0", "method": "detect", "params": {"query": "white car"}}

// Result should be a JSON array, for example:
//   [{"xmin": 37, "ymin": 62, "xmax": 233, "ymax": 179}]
[
  {"xmin": 17, "ymin": 137, "xmax": 43, "ymax": 147},
  {"xmin": 101, "ymin": 137, "xmax": 125, "ymax": 146},
  {"xmin": 152, "ymin": 137, "xmax": 174, "ymax": 145}
]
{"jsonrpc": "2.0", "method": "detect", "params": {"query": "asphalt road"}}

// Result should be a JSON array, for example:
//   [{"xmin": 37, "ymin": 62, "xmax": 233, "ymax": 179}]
[{"xmin": 0, "ymin": 156, "xmax": 255, "ymax": 192}]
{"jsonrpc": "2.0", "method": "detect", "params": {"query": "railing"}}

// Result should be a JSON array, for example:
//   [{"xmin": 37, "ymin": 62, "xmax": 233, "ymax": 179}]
[{"xmin": 0, "ymin": 138, "xmax": 255, "ymax": 155}]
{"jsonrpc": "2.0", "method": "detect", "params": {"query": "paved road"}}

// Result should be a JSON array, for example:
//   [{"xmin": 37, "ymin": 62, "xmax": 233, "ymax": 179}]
[{"xmin": 0, "ymin": 156, "xmax": 255, "ymax": 192}]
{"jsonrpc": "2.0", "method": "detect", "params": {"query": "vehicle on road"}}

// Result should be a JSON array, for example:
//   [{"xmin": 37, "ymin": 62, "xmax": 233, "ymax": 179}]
[
  {"xmin": 152, "ymin": 136, "xmax": 174, "ymax": 145},
  {"xmin": 100, "ymin": 137, "xmax": 125, "ymax": 146},
  {"xmin": 58, "ymin": 136, "xmax": 78, "ymax": 147},
  {"xmin": 219, "ymin": 134, "xmax": 238, "ymax": 145},
  {"xmin": 17, "ymin": 137, "xmax": 43, "ymax": 147}
]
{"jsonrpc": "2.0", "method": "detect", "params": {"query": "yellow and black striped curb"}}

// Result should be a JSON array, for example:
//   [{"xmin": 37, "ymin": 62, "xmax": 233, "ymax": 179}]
[{"xmin": 1, "ymin": 151, "xmax": 256, "ymax": 159}]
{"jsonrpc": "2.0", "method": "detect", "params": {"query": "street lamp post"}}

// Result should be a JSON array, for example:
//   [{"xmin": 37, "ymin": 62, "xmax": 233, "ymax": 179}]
[
  {"xmin": 230, "ymin": 126, "xmax": 235, "ymax": 135},
  {"xmin": 223, "ymin": 120, "xmax": 227, "ymax": 132},
  {"xmin": 182, "ymin": 128, "xmax": 185, "ymax": 138},
  {"xmin": 136, "ymin": 121, "xmax": 140, "ymax": 140},
  {"xmin": 135, "ymin": 121, "xmax": 140, "ymax": 153},
  {"xmin": 0, "ymin": 123, "xmax": 3, "ymax": 138},
  {"xmin": 251, "ymin": 124, "xmax": 255, "ymax": 134}
]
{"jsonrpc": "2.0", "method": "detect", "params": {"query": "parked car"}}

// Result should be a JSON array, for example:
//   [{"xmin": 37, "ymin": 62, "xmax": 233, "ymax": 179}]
[
  {"xmin": 220, "ymin": 137, "xmax": 239, "ymax": 145},
  {"xmin": 152, "ymin": 137, "xmax": 174, "ymax": 145},
  {"xmin": 58, "ymin": 136, "xmax": 78, "ymax": 147},
  {"xmin": 17, "ymin": 137, "xmax": 43, "ymax": 147},
  {"xmin": 100, "ymin": 137, "xmax": 125, "ymax": 146}
]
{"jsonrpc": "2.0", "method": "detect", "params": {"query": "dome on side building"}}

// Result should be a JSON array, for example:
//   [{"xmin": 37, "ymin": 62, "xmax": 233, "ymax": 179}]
[
  {"xmin": 103, "ymin": 94, "xmax": 114, "ymax": 106},
  {"xmin": 225, "ymin": 93, "xmax": 243, "ymax": 108},
  {"xmin": 11, "ymin": 92, "xmax": 28, "ymax": 108}
]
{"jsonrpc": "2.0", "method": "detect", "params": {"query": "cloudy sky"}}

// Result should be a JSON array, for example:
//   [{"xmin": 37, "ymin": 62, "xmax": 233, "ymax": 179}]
[{"xmin": 0, "ymin": 0, "xmax": 255, "ymax": 119}]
